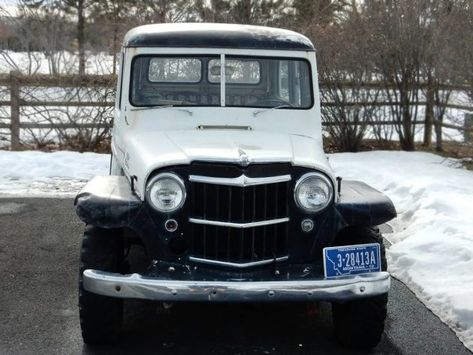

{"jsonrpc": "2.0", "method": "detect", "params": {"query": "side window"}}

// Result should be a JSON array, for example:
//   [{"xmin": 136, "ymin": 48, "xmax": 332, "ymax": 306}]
[
  {"xmin": 291, "ymin": 62, "xmax": 302, "ymax": 105},
  {"xmin": 278, "ymin": 61, "xmax": 289, "ymax": 101},
  {"xmin": 278, "ymin": 61, "xmax": 311, "ymax": 106}
]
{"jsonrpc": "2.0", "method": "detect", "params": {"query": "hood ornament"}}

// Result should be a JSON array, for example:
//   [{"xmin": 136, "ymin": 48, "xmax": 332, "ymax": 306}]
[{"xmin": 238, "ymin": 148, "xmax": 251, "ymax": 167}]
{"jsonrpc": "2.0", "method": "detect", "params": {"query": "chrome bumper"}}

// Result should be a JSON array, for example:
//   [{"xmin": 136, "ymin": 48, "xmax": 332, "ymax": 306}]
[{"xmin": 82, "ymin": 270, "xmax": 390, "ymax": 302}]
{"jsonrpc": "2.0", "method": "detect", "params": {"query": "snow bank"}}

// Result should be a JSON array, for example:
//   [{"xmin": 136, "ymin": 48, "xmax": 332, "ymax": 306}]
[
  {"xmin": 0, "ymin": 149, "xmax": 472, "ymax": 350},
  {"xmin": 330, "ymin": 151, "xmax": 473, "ymax": 351},
  {"xmin": 0, "ymin": 150, "xmax": 108, "ymax": 197}
]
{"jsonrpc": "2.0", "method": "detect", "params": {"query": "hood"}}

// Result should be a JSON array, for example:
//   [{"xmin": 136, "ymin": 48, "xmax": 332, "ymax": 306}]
[{"xmin": 118, "ymin": 129, "xmax": 334, "ymax": 198}]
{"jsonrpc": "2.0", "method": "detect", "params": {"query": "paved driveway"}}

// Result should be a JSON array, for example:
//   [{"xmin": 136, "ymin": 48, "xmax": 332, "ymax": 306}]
[{"xmin": 0, "ymin": 198, "xmax": 470, "ymax": 355}]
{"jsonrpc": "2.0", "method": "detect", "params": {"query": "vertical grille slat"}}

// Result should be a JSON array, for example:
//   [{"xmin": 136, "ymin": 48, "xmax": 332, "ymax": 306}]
[
  {"xmin": 239, "ymin": 187, "xmax": 245, "ymax": 261},
  {"xmin": 227, "ymin": 187, "xmax": 232, "ymax": 261},
  {"xmin": 215, "ymin": 185, "xmax": 219, "ymax": 259},
  {"xmin": 202, "ymin": 184, "xmax": 207, "ymax": 258},
  {"xmin": 251, "ymin": 186, "xmax": 256, "ymax": 261},
  {"xmin": 285, "ymin": 181, "xmax": 290, "ymax": 254},
  {"xmin": 188, "ymin": 165, "xmax": 290, "ymax": 265},
  {"xmin": 262, "ymin": 184, "xmax": 268, "ymax": 259},
  {"xmin": 272, "ymin": 183, "xmax": 279, "ymax": 258}
]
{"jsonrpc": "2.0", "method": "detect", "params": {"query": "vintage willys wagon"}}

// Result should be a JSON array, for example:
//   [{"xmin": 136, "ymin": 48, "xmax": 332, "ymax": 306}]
[{"xmin": 75, "ymin": 23, "xmax": 396, "ymax": 349}]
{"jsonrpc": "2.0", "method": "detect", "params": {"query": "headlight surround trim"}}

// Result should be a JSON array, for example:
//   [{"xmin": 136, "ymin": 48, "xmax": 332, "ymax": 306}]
[
  {"xmin": 146, "ymin": 172, "xmax": 187, "ymax": 213},
  {"xmin": 294, "ymin": 172, "xmax": 334, "ymax": 213}
]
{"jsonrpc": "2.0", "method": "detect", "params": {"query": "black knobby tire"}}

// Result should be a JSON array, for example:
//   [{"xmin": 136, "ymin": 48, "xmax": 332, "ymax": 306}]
[
  {"xmin": 79, "ymin": 225, "xmax": 124, "ymax": 345},
  {"xmin": 331, "ymin": 227, "xmax": 388, "ymax": 350}
]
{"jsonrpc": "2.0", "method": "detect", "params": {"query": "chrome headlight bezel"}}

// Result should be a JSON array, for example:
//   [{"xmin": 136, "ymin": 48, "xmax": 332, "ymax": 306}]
[
  {"xmin": 146, "ymin": 173, "xmax": 186, "ymax": 213},
  {"xmin": 294, "ymin": 172, "xmax": 334, "ymax": 213}
]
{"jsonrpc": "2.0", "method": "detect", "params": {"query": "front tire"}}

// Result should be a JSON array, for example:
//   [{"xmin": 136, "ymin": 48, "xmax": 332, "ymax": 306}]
[
  {"xmin": 331, "ymin": 227, "xmax": 388, "ymax": 350},
  {"xmin": 79, "ymin": 225, "xmax": 124, "ymax": 345}
]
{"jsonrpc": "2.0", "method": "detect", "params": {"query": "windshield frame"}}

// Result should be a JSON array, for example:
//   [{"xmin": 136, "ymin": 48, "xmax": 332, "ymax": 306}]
[{"xmin": 128, "ymin": 53, "xmax": 314, "ymax": 110}]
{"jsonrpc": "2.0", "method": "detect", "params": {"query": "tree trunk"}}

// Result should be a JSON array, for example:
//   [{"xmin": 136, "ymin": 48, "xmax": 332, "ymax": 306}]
[
  {"xmin": 78, "ymin": 0, "xmax": 85, "ymax": 75},
  {"xmin": 112, "ymin": 26, "xmax": 118, "ymax": 75},
  {"xmin": 434, "ymin": 117, "xmax": 443, "ymax": 152},
  {"xmin": 241, "ymin": 0, "xmax": 252, "ymax": 23},
  {"xmin": 399, "ymin": 86, "xmax": 415, "ymax": 151},
  {"xmin": 423, "ymin": 83, "xmax": 434, "ymax": 147},
  {"xmin": 10, "ymin": 71, "xmax": 20, "ymax": 150}
]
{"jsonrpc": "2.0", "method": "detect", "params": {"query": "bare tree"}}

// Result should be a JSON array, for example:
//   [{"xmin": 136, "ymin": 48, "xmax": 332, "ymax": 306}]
[
  {"xmin": 89, "ymin": 0, "xmax": 141, "ymax": 75},
  {"xmin": 291, "ymin": 0, "xmax": 348, "ymax": 30},
  {"xmin": 20, "ymin": 80, "xmax": 114, "ymax": 151},
  {"xmin": 140, "ymin": 0, "xmax": 197, "ymax": 23},
  {"xmin": 363, "ymin": 0, "xmax": 434, "ymax": 151},
  {"xmin": 0, "ymin": 1, "xmax": 74, "ymax": 75},
  {"xmin": 60, "ymin": 0, "xmax": 96, "ymax": 75},
  {"xmin": 195, "ymin": 0, "xmax": 291, "ymax": 25},
  {"xmin": 316, "ymin": 6, "xmax": 381, "ymax": 151},
  {"xmin": 448, "ymin": 0, "xmax": 473, "ymax": 100},
  {"xmin": 20, "ymin": 0, "xmax": 94, "ymax": 75}
]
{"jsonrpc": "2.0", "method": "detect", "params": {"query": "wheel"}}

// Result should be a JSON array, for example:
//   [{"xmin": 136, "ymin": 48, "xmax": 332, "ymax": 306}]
[
  {"xmin": 79, "ymin": 225, "xmax": 124, "ymax": 345},
  {"xmin": 331, "ymin": 227, "xmax": 388, "ymax": 350}
]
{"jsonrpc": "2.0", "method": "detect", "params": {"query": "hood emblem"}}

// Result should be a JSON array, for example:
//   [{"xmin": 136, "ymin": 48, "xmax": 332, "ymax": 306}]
[{"xmin": 238, "ymin": 148, "xmax": 251, "ymax": 167}]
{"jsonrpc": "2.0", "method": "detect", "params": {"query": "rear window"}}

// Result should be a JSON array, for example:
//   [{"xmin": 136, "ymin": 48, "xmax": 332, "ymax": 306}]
[
  {"xmin": 148, "ymin": 57, "xmax": 202, "ymax": 83},
  {"xmin": 208, "ymin": 59, "xmax": 260, "ymax": 84}
]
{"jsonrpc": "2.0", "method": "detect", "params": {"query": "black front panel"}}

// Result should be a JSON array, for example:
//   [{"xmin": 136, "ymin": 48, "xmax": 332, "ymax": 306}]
[{"xmin": 140, "ymin": 162, "xmax": 337, "ymax": 268}]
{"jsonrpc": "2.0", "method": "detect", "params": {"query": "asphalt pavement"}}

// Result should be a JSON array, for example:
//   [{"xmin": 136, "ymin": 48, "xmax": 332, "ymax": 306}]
[{"xmin": 0, "ymin": 198, "xmax": 470, "ymax": 355}]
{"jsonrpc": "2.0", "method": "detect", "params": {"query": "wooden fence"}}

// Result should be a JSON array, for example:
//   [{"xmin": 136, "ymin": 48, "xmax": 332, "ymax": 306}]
[
  {"xmin": 0, "ymin": 71, "xmax": 472, "ymax": 150},
  {"xmin": 0, "ymin": 72, "xmax": 115, "ymax": 149}
]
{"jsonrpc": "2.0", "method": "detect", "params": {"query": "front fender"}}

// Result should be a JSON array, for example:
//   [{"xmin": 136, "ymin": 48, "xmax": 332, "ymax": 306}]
[
  {"xmin": 335, "ymin": 180, "xmax": 396, "ymax": 227},
  {"xmin": 74, "ymin": 176, "xmax": 143, "ymax": 228}
]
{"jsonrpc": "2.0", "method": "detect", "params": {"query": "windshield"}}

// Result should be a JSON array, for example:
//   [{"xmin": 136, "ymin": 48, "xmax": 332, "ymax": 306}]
[{"xmin": 130, "ymin": 55, "xmax": 313, "ymax": 108}]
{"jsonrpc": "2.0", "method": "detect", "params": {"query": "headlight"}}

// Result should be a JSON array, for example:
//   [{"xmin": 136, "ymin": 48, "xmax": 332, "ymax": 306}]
[
  {"xmin": 294, "ymin": 172, "xmax": 333, "ymax": 212},
  {"xmin": 146, "ymin": 173, "xmax": 186, "ymax": 212}
]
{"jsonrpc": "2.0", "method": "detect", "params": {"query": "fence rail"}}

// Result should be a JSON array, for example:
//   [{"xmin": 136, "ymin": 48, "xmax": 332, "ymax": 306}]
[
  {"xmin": 0, "ymin": 73, "xmax": 116, "ymax": 87},
  {"xmin": 0, "ymin": 72, "xmax": 472, "ymax": 150}
]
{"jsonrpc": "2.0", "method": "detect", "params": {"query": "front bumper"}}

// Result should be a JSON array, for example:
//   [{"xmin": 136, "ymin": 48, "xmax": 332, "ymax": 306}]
[{"xmin": 82, "ymin": 269, "xmax": 390, "ymax": 302}]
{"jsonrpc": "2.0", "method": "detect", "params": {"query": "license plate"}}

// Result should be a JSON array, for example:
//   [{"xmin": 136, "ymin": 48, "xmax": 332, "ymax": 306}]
[{"xmin": 323, "ymin": 243, "xmax": 381, "ymax": 278}]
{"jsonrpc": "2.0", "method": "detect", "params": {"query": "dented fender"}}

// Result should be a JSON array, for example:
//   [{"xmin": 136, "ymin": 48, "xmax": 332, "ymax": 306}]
[
  {"xmin": 74, "ymin": 176, "xmax": 143, "ymax": 228},
  {"xmin": 335, "ymin": 180, "xmax": 396, "ymax": 227}
]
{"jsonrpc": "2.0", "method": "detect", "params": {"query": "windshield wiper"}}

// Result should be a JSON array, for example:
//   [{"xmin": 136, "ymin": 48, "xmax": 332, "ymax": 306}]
[
  {"xmin": 253, "ymin": 105, "xmax": 292, "ymax": 117},
  {"xmin": 130, "ymin": 105, "xmax": 193, "ymax": 116}
]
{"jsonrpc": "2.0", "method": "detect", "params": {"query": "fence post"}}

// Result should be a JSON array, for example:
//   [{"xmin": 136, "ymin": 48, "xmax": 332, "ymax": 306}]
[
  {"xmin": 10, "ymin": 71, "xmax": 20, "ymax": 150},
  {"xmin": 465, "ymin": 113, "xmax": 473, "ymax": 143}
]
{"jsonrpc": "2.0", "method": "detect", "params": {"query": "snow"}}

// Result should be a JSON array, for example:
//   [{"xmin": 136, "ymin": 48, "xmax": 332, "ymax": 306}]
[
  {"xmin": 0, "ymin": 50, "xmax": 117, "ymax": 75},
  {"xmin": 0, "ymin": 150, "xmax": 108, "ymax": 197},
  {"xmin": 330, "ymin": 151, "xmax": 473, "ymax": 351},
  {"xmin": 0, "ymin": 149, "xmax": 472, "ymax": 350}
]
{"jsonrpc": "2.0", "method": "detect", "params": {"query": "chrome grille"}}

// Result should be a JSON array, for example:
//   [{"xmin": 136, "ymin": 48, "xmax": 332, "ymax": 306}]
[{"xmin": 188, "ymin": 174, "xmax": 290, "ymax": 267}]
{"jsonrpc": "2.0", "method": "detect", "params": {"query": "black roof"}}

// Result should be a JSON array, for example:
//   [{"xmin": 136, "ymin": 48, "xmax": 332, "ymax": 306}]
[{"xmin": 123, "ymin": 23, "xmax": 315, "ymax": 51}]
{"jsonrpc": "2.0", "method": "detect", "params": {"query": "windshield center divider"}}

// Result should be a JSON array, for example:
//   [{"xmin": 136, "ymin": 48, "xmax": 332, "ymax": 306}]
[{"xmin": 220, "ymin": 54, "xmax": 225, "ymax": 107}]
